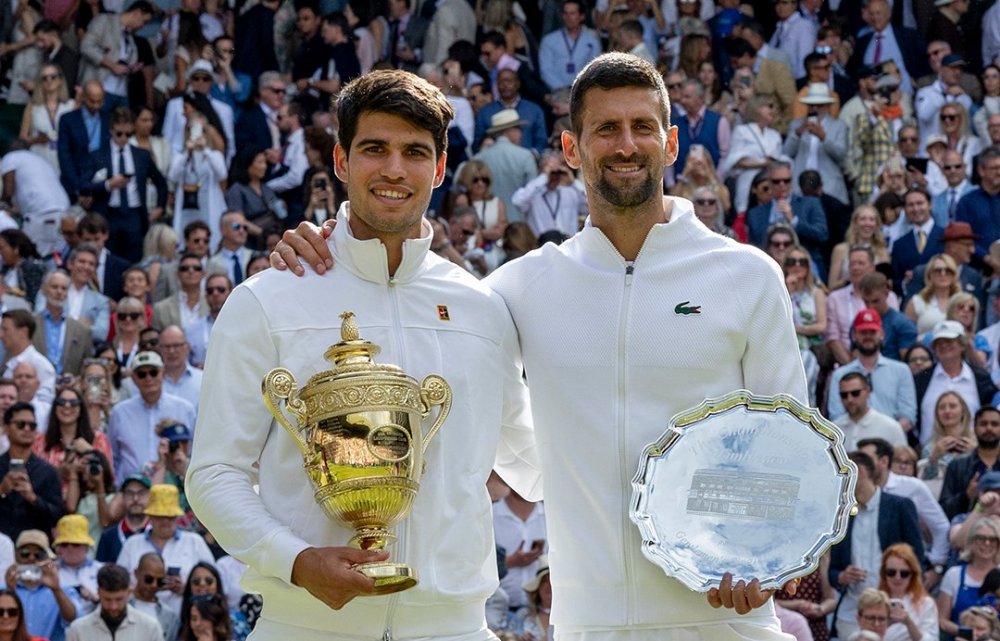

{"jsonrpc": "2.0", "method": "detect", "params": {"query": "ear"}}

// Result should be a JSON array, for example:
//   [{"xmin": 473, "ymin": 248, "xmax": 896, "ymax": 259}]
[
  {"xmin": 561, "ymin": 130, "xmax": 581, "ymax": 170},
  {"xmin": 432, "ymin": 151, "xmax": 447, "ymax": 189},
  {"xmin": 333, "ymin": 143, "xmax": 348, "ymax": 183},
  {"xmin": 664, "ymin": 124, "xmax": 679, "ymax": 168}
]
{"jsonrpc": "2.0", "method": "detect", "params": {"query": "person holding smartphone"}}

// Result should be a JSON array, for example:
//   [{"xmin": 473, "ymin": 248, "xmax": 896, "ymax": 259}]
[
  {"xmin": 0, "ymin": 402, "xmax": 64, "ymax": 540},
  {"xmin": 303, "ymin": 168, "xmax": 336, "ymax": 226}
]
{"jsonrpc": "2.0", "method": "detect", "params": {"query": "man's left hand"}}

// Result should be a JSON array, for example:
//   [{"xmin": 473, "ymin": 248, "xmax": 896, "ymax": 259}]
[{"xmin": 707, "ymin": 573, "xmax": 798, "ymax": 615}]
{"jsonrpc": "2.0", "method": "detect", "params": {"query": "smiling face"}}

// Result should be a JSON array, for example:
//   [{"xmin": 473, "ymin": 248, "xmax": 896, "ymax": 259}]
[
  {"xmin": 189, "ymin": 566, "xmax": 218, "ymax": 596},
  {"xmin": 882, "ymin": 553, "xmax": 913, "ymax": 598},
  {"xmin": 562, "ymin": 86, "xmax": 675, "ymax": 215},
  {"xmin": 334, "ymin": 111, "xmax": 445, "ymax": 241}
]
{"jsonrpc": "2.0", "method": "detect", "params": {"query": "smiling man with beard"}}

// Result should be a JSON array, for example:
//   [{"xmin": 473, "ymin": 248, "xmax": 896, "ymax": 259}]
[{"xmin": 939, "ymin": 407, "xmax": 1000, "ymax": 520}]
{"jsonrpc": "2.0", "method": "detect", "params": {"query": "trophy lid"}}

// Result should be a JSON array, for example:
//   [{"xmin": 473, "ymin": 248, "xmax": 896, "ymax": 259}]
[{"xmin": 303, "ymin": 312, "xmax": 404, "ymax": 387}]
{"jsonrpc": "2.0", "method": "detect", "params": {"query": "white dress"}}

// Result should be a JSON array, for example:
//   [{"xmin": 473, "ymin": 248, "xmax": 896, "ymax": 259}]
[
  {"xmin": 168, "ymin": 149, "xmax": 227, "ymax": 241},
  {"xmin": 27, "ymin": 100, "xmax": 75, "ymax": 172},
  {"xmin": 722, "ymin": 123, "xmax": 783, "ymax": 213},
  {"xmin": 911, "ymin": 294, "xmax": 947, "ymax": 337},
  {"xmin": 473, "ymin": 197, "xmax": 505, "ymax": 270}
]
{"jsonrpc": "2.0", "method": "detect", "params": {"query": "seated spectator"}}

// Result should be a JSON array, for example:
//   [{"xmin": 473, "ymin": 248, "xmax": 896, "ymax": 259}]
[
  {"xmin": 784, "ymin": 84, "xmax": 849, "ymax": 208},
  {"xmin": 95, "ymin": 475, "xmax": 149, "ymax": 564},
  {"xmin": 205, "ymin": 212, "xmax": 251, "ymax": 288},
  {"xmin": 180, "ymin": 563, "xmax": 250, "ymax": 641},
  {"xmin": 454, "ymin": 161, "xmax": 509, "ymax": 270},
  {"xmin": 12, "ymin": 363, "xmax": 50, "ymax": 432},
  {"xmin": 915, "ymin": 322, "xmax": 995, "ymax": 447},
  {"xmin": 852, "ymin": 588, "xmax": 892, "ymax": 641},
  {"xmin": 107, "ymin": 351, "xmax": 195, "ymax": 481},
  {"xmin": 932, "ymin": 151, "xmax": 975, "ymax": 227},
  {"xmin": 112, "ymin": 297, "xmax": 148, "ymax": 372},
  {"xmin": 473, "ymin": 67, "xmax": 547, "ymax": 154},
  {"xmin": 53, "ymin": 515, "xmax": 100, "ymax": 616},
  {"xmin": 149, "ymin": 421, "xmax": 192, "ymax": 520},
  {"xmin": 512, "ymin": 155, "xmax": 587, "ymax": 239},
  {"xmin": 775, "ymin": 557, "xmax": 836, "ymax": 641},
  {"xmin": 182, "ymin": 592, "xmax": 231, "ymax": 641},
  {"xmin": 858, "ymin": 273, "xmax": 916, "ymax": 361},
  {"xmin": 827, "ymin": 310, "xmax": 916, "ymax": 434},
  {"xmin": 691, "ymin": 187, "xmax": 736, "ymax": 240},
  {"xmin": 116, "ymin": 484, "xmax": 213, "ymax": 613},
  {"xmin": 65, "ymin": 562, "xmax": 162, "ymax": 641},
  {"xmin": 302, "ymin": 167, "xmax": 337, "ymax": 228},
  {"xmin": 79, "ymin": 357, "xmax": 115, "ymax": 431},
  {"xmin": 939, "ymin": 409, "xmax": 1000, "ymax": 519},
  {"xmin": 512, "ymin": 558, "xmax": 551, "ymax": 641},
  {"xmin": 904, "ymin": 254, "xmax": 960, "ymax": 339},
  {"xmin": 0, "ymin": 587, "xmax": 33, "ymax": 641},
  {"xmin": 184, "ymin": 275, "xmax": 231, "ymax": 368},
  {"xmin": 33, "ymin": 271, "xmax": 93, "ymax": 378},
  {"xmin": 937, "ymin": 518, "xmax": 1000, "ymax": 637},
  {"xmin": 942, "ymin": 293, "xmax": 990, "ymax": 369},
  {"xmin": 892, "ymin": 445, "xmax": 920, "ymax": 477},
  {"xmin": 669, "ymin": 144, "xmax": 731, "ymax": 213},
  {"xmin": 129, "ymin": 552, "xmax": 181, "ymax": 641},
  {"xmin": 892, "ymin": 190, "xmax": 946, "ymax": 298},
  {"xmin": 904, "ymin": 345, "xmax": 935, "ymax": 376},
  {"xmin": 877, "ymin": 543, "xmax": 939, "ymax": 641},
  {"xmin": 500, "ymin": 223, "xmax": 537, "ymax": 264},
  {"xmin": 5, "ymin": 529, "xmax": 76, "ymax": 641},
  {"xmin": 225, "ymin": 147, "xmax": 278, "ymax": 240},
  {"xmin": 158, "ymin": 327, "xmax": 202, "ymax": 412},
  {"xmin": 0, "ymin": 231, "xmax": 46, "ymax": 306},
  {"xmin": 473, "ymin": 109, "xmax": 536, "ymax": 225},
  {"xmin": 152, "ymin": 254, "xmax": 207, "ymax": 333},
  {"xmin": 63, "ymin": 245, "xmax": 112, "ymax": 342},
  {"xmin": 957, "ymin": 606, "xmax": 1000, "ymax": 641},
  {"xmin": 835, "ymin": 371, "xmax": 907, "ymax": 451},
  {"xmin": 137, "ymin": 228, "xmax": 176, "ymax": 310},
  {"xmin": 905, "ymin": 222, "xmax": 983, "ymax": 315},
  {"xmin": 721, "ymin": 95, "xmax": 782, "ymax": 214},
  {"xmin": 937, "ymin": 102, "xmax": 983, "ymax": 177},
  {"xmin": 0, "ymin": 402, "xmax": 64, "ymax": 541},
  {"xmin": 784, "ymin": 243, "xmax": 825, "ymax": 402},
  {"xmin": 923, "ymin": 392, "xmax": 976, "ymax": 481}
]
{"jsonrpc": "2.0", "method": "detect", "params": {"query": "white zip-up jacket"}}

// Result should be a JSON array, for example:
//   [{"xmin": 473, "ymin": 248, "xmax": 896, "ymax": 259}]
[
  {"xmin": 486, "ymin": 199, "xmax": 808, "ymax": 632},
  {"xmin": 187, "ymin": 204, "xmax": 541, "ymax": 640}
]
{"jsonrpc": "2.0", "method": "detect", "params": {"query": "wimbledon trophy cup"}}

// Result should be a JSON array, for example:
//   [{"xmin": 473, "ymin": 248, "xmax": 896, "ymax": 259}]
[{"xmin": 262, "ymin": 311, "xmax": 452, "ymax": 594}]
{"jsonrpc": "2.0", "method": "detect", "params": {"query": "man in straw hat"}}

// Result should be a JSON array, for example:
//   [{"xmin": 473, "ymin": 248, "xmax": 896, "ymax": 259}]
[
  {"xmin": 785, "ymin": 82, "xmax": 850, "ymax": 206},
  {"xmin": 474, "ymin": 107, "xmax": 538, "ymax": 217},
  {"xmin": 5, "ymin": 528, "xmax": 77, "ymax": 641},
  {"xmin": 116, "ymin": 484, "xmax": 213, "ymax": 613},
  {"xmin": 54, "ymin": 514, "xmax": 101, "ymax": 616},
  {"xmin": 274, "ymin": 53, "xmax": 808, "ymax": 640},
  {"xmin": 187, "ymin": 69, "xmax": 540, "ymax": 640}
]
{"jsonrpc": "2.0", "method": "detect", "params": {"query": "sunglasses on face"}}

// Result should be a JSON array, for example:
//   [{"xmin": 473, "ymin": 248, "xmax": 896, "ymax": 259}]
[
  {"xmin": 839, "ymin": 389, "xmax": 864, "ymax": 399},
  {"xmin": 931, "ymin": 267, "xmax": 954, "ymax": 275},
  {"xmin": 191, "ymin": 576, "xmax": 216, "ymax": 587},
  {"xmin": 815, "ymin": 46, "xmax": 833, "ymax": 55},
  {"xmin": 770, "ymin": 177, "xmax": 792, "ymax": 185},
  {"xmin": 206, "ymin": 286, "xmax": 228, "ymax": 295},
  {"xmin": 769, "ymin": 240, "xmax": 791, "ymax": 248},
  {"xmin": 667, "ymin": 82, "xmax": 682, "ymax": 89},
  {"xmin": 898, "ymin": 136, "xmax": 918, "ymax": 143},
  {"xmin": 139, "ymin": 338, "xmax": 159, "ymax": 350},
  {"xmin": 112, "ymin": 130, "xmax": 132, "ymax": 138},
  {"xmin": 16, "ymin": 548, "xmax": 46, "ymax": 561},
  {"xmin": 268, "ymin": 86, "xmax": 286, "ymax": 94},
  {"xmin": 178, "ymin": 264, "xmax": 203, "ymax": 273},
  {"xmin": 142, "ymin": 574, "xmax": 167, "ymax": 587},
  {"xmin": 0, "ymin": 608, "xmax": 19, "ymax": 618},
  {"xmin": 943, "ymin": 164, "xmax": 963, "ymax": 170},
  {"xmin": 54, "ymin": 398, "xmax": 81, "ymax": 408},
  {"xmin": 973, "ymin": 535, "xmax": 1000, "ymax": 544},
  {"xmin": 230, "ymin": 223, "xmax": 248, "ymax": 231},
  {"xmin": 190, "ymin": 75, "xmax": 212, "ymax": 82},
  {"xmin": 471, "ymin": 176, "xmax": 490, "ymax": 185},
  {"xmin": 785, "ymin": 257, "xmax": 809, "ymax": 267},
  {"xmin": 885, "ymin": 568, "xmax": 911, "ymax": 578},
  {"xmin": 10, "ymin": 420, "xmax": 37, "ymax": 431},
  {"xmin": 117, "ymin": 312, "xmax": 142, "ymax": 321},
  {"xmin": 861, "ymin": 615, "xmax": 888, "ymax": 624},
  {"xmin": 41, "ymin": 74, "xmax": 59, "ymax": 81},
  {"xmin": 941, "ymin": 114, "xmax": 959, "ymax": 122},
  {"xmin": 694, "ymin": 198, "xmax": 717, "ymax": 206},
  {"xmin": 908, "ymin": 355, "xmax": 931, "ymax": 364},
  {"xmin": 134, "ymin": 369, "xmax": 159, "ymax": 379}
]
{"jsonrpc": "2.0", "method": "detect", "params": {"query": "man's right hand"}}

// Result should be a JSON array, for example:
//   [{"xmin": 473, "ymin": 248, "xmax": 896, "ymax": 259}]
[
  {"xmin": 838, "ymin": 565, "xmax": 867, "ymax": 586},
  {"xmin": 107, "ymin": 174, "xmax": 130, "ymax": 190},
  {"xmin": 967, "ymin": 471, "xmax": 981, "ymax": 501},
  {"xmin": 270, "ymin": 221, "xmax": 335, "ymax": 275},
  {"xmin": 291, "ymin": 546, "xmax": 390, "ymax": 610}
]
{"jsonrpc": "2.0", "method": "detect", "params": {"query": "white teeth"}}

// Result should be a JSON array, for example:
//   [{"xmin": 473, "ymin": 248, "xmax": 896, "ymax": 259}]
[
  {"xmin": 609, "ymin": 165, "xmax": 640, "ymax": 173},
  {"xmin": 373, "ymin": 189, "xmax": 409, "ymax": 199}
]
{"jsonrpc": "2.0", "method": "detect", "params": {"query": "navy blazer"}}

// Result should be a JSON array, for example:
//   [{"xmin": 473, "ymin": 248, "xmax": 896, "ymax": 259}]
[
  {"xmin": 235, "ymin": 106, "xmax": 272, "ymax": 158},
  {"xmin": 103, "ymin": 250, "xmax": 131, "ymax": 301},
  {"xmin": 848, "ymin": 26, "xmax": 930, "ymax": 81},
  {"xmin": 57, "ymin": 108, "xmax": 109, "ymax": 198},
  {"xmin": 829, "ymin": 490, "xmax": 925, "ymax": 586},
  {"xmin": 80, "ymin": 145, "xmax": 167, "ymax": 220},
  {"xmin": 746, "ymin": 196, "xmax": 829, "ymax": 272},
  {"xmin": 890, "ymin": 225, "xmax": 945, "ymax": 295}
]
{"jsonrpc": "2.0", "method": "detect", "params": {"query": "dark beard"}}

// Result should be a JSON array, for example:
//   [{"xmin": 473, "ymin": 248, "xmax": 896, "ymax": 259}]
[
  {"xmin": 593, "ymin": 159, "xmax": 658, "ymax": 208},
  {"xmin": 857, "ymin": 343, "xmax": 880, "ymax": 356},
  {"xmin": 980, "ymin": 436, "xmax": 1000, "ymax": 449}
]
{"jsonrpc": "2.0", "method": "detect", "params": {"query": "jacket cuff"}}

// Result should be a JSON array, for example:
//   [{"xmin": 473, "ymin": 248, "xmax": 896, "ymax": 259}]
[{"xmin": 258, "ymin": 528, "xmax": 312, "ymax": 585}]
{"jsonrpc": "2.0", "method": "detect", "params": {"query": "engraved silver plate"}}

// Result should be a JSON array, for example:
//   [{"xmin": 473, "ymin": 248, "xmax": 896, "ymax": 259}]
[{"xmin": 630, "ymin": 390, "xmax": 857, "ymax": 593}]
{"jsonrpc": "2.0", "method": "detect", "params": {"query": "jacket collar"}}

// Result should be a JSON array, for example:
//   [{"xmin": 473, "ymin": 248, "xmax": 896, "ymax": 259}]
[
  {"xmin": 330, "ymin": 202, "xmax": 433, "ymax": 284},
  {"xmin": 577, "ymin": 197, "xmax": 696, "ymax": 267}
]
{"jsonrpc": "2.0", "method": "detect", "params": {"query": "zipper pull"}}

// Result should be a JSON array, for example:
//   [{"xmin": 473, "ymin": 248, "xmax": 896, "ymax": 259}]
[
  {"xmin": 383, "ymin": 629, "xmax": 392, "ymax": 641},
  {"xmin": 625, "ymin": 263, "xmax": 634, "ymax": 285}
]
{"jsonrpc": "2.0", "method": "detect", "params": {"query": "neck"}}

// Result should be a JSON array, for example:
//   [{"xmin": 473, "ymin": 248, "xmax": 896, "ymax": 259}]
[
  {"xmin": 7, "ymin": 443, "xmax": 29, "ymax": 459},
  {"xmin": 59, "ymin": 423, "xmax": 77, "ymax": 439},
  {"xmin": 164, "ymin": 363, "xmax": 185, "ymax": 380},
  {"xmin": 857, "ymin": 484, "xmax": 876, "ymax": 505},
  {"xmin": 181, "ymin": 283, "xmax": 201, "ymax": 297},
  {"xmin": 589, "ymin": 196, "xmax": 671, "ymax": 261},
  {"xmin": 941, "ymin": 358, "xmax": 964, "ymax": 376},
  {"xmin": 46, "ymin": 304, "xmax": 64, "ymax": 318},
  {"xmin": 848, "ymin": 407, "xmax": 869, "ymax": 423},
  {"xmin": 6, "ymin": 342, "xmax": 26, "ymax": 358},
  {"xmin": 942, "ymin": 7, "xmax": 960, "ymax": 21},
  {"xmin": 859, "ymin": 351, "xmax": 880, "ymax": 369},
  {"xmin": 124, "ymin": 514, "xmax": 147, "ymax": 530},
  {"xmin": 565, "ymin": 25, "xmax": 580, "ymax": 37},
  {"xmin": 222, "ymin": 241, "xmax": 241, "ymax": 252},
  {"xmin": 140, "ymin": 391, "xmax": 160, "ymax": 406},
  {"xmin": 933, "ymin": 285, "xmax": 951, "ymax": 298},
  {"xmin": 505, "ymin": 493, "xmax": 535, "ymax": 519},
  {"xmin": 347, "ymin": 210, "xmax": 424, "ymax": 277}
]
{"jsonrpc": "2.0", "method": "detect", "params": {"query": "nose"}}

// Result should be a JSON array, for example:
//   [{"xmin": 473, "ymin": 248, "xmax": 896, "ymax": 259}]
[
  {"xmin": 380, "ymin": 150, "xmax": 406, "ymax": 180},
  {"xmin": 615, "ymin": 129, "xmax": 639, "ymax": 158}
]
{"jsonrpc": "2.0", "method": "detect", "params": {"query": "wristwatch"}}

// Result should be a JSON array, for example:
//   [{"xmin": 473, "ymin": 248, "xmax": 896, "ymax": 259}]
[{"xmin": 932, "ymin": 564, "xmax": 945, "ymax": 575}]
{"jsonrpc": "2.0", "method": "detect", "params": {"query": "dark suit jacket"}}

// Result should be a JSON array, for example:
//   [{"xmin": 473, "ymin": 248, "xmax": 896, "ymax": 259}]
[
  {"xmin": 848, "ymin": 26, "xmax": 930, "ymax": 81},
  {"xmin": 829, "ymin": 490, "xmax": 925, "ymax": 586},
  {"xmin": 746, "ymin": 196, "xmax": 829, "ymax": 269},
  {"xmin": 914, "ymin": 364, "xmax": 995, "ymax": 434},
  {"xmin": 32, "ymin": 313, "xmax": 93, "ymax": 376},
  {"xmin": 57, "ymin": 108, "xmax": 109, "ymax": 199},
  {"xmin": 890, "ymin": 225, "xmax": 945, "ymax": 295},
  {"xmin": 51, "ymin": 45, "xmax": 80, "ymax": 92},
  {"xmin": 81, "ymin": 145, "xmax": 167, "ymax": 221},
  {"xmin": 102, "ymin": 250, "xmax": 131, "ymax": 302},
  {"xmin": 232, "ymin": 3, "xmax": 279, "ymax": 80},
  {"xmin": 235, "ymin": 106, "xmax": 271, "ymax": 159}
]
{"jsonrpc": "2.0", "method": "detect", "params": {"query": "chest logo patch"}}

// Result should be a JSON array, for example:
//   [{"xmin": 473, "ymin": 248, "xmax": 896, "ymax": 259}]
[
  {"xmin": 674, "ymin": 301, "xmax": 701, "ymax": 316},
  {"xmin": 437, "ymin": 305, "xmax": 450, "ymax": 321}
]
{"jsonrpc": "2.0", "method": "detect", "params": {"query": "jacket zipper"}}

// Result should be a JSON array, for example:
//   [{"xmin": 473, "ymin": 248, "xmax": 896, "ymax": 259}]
[
  {"xmin": 619, "ymin": 260, "xmax": 635, "ymax": 625},
  {"xmin": 383, "ymin": 275, "xmax": 405, "ymax": 641}
]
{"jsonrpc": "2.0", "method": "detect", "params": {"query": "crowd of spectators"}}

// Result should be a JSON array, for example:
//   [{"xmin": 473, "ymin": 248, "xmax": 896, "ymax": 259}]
[{"xmin": 1, "ymin": 0, "xmax": 1000, "ymax": 639}]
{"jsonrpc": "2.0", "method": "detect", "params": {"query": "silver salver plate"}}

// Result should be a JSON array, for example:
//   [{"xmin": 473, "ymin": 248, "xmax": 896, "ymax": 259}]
[{"xmin": 629, "ymin": 390, "xmax": 857, "ymax": 593}]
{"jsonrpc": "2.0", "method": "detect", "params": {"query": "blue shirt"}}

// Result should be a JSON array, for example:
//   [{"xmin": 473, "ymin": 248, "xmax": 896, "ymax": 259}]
[
  {"xmin": 880, "ymin": 308, "xmax": 917, "ymax": 360},
  {"xmin": 163, "ymin": 364, "xmax": 203, "ymax": 417},
  {"xmin": 18, "ymin": 583, "xmax": 73, "ymax": 641},
  {"xmin": 538, "ymin": 28, "xmax": 601, "ymax": 91},
  {"xmin": 81, "ymin": 109, "xmax": 102, "ymax": 153},
  {"xmin": 107, "ymin": 392, "xmax": 197, "ymax": 480},
  {"xmin": 43, "ymin": 309, "xmax": 67, "ymax": 374},
  {"xmin": 827, "ymin": 354, "xmax": 917, "ymax": 424},
  {"xmin": 956, "ymin": 188, "xmax": 1000, "ymax": 260}
]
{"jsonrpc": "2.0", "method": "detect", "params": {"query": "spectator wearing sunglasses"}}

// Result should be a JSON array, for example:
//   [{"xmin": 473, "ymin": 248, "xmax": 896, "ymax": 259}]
[
  {"xmin": 4, "ymin": 529, "xmax": 77, "ymax": 641},
  {"xmin": 107, "ymin": 352, "xmax": 195, "ymax": 481},
  {"xmin": 152, "ymin": 254, "xmax": 207, "ymax": 333},
  {"xmin": 129, "ymin": 553, "xmax": 180, "ymax": 641},
  {"xmin": 876, "ymin": 543, "xmax": 939, "ymax": 641},
  {"xmin": 931, "ymin": 151, "xmax": 975, "ymax": 227},
  {"xmin": 0, "ymin": 401, "xmax": 64, "ymax": 541},
  {"xmin": 835, "ymin": 371, "xmax": 907, "ymax": 451},
  {"xmin": 180, "ymin": 563, "xmax": 251, "ymax": 641},
  {"xmin": 206, "ymin": 213, "xmax": 252, "ymax": 290},
  {"xmin": 183, "ymin": 275, "xmax": 231, "ymax": 369}
]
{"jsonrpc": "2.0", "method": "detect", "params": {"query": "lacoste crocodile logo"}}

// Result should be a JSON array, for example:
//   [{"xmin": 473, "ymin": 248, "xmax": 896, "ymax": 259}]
[{"xmin": 674, "ymin": 302, "xmax": 701, "ymax": 315}]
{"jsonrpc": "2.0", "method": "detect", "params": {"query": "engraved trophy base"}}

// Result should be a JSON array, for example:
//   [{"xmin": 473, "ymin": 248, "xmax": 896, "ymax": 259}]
[{"xmin": 358, "ymin": 562, "xmax": 418, "ymax": 595}]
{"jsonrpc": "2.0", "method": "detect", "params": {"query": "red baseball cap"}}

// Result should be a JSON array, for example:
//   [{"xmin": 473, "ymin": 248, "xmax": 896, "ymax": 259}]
[{"xmin": 853, "ymin": 309, "xmax": 882, "ymax": 332}]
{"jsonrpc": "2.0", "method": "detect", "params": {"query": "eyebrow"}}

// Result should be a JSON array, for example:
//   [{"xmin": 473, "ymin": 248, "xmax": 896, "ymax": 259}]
[{"xmin": 355, "ymin": 138, "xmax": 435, "ymax": 155}]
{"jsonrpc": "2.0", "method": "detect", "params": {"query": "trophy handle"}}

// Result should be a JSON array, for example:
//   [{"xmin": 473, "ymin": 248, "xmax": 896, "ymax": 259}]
[
  {"xmin": 262, "ymin": 368, "xmax": 309, "ymax": 457},
  {"xmin": 418, "ymin": 374, "xmax": 451, "ymax": 455}
]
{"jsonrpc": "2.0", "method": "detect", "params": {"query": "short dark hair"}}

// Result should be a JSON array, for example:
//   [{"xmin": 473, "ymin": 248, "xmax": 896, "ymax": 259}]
[
  {"xmin": 858, "ymin": 271, "xmax": 889, "ymax": 295},
  {"xmin": 619, "ymin": 19, "xmax": 644, "ymax": 39},
  {"xmin": 740, "ymin": 19, "xmax": 766, "ymax": 39},
  {"xmin": 97, "ymin": 564, "xmax": 131, "ymax": 591},
  {"xmin": 569, "ymin": 53, "xmax": 669, "ymax": 136},
  {"xmin": 321, "ymin": 11, "xmax": 350, "ymax": 34},
  {"xmin": 110, "ymin": 106, "xmax": 134, "ymax": 127},
  {"xmin": 903, "ymin": 188, "xmax": 931, "ymax": 204},
  {"xmin": 2, "ymin": 309, "xmax": 35, "ymax": 339},
  {"xmin": 184, "ymin": 220, "xmax": 211, "ymax": 240},
  {"xmin": 337, "ymin": 70, "xmax": 454, "ymax": 160},
  {"xmin": 206, "ymin": 273, "xmax": 233, "ymax": 290},
  {"xmin": 126, "ymin": 0, "xmax": 155, "ymax": 15},
  {"xmin": 848, "ymin": 450, "xmax": 876, "ymax": 478},
  {"xmin": 979, "ymin": 146, "xmax": 1000, "ymax": 168},
  {"xmin": 804, "ymin": 52, "xmax": 827, "ymax": 71},
  {"xmin": 69, "ymin": 242, "xmax": 100, "ymax": 265},
  {"xmin": 840, "ymin": 371, "xmax": 871, "ymax": 389},
  {"xmin": 78, "ymin": 212, "xmax": 109, "ymax": 236},
  {"xmin": 798, "ymin": 169, "xmax": 822, "ymax": 194},
  {"xmin": 857, "ymin": 437, "xmax": 894, "ymax": 463},
  {"xmin": 976, "ymin": 406, "xmax": 1000, "ymax": 424},
  {"xmin": 33, "ymin": 19, "xmax": 59, "ymax": 35},
  {"xmin": 179, "ymin": 252, "xmax": 202, "ymax": 263},
  {"xmin": 481, "ymin": 30, "xmax": 506, "ymax": 48},
  {"xmin": 726, "ymin": 38, "xmax": 756, "ymax": 60},
  {"xmin": 4, "ymin": 401, "xmax": 35, "ymax": 425}
]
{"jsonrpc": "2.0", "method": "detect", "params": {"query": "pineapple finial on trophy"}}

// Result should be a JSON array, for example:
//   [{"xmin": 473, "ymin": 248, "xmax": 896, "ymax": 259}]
[{"xmin": 340, "ymin": 312, "xmax": 359, "ymax": 341}]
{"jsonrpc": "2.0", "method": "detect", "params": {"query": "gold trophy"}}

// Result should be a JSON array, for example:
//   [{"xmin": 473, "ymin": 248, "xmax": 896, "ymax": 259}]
[{"xmin": 262, "ymin": 311, "xmax": 452, "ymax": 594}]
